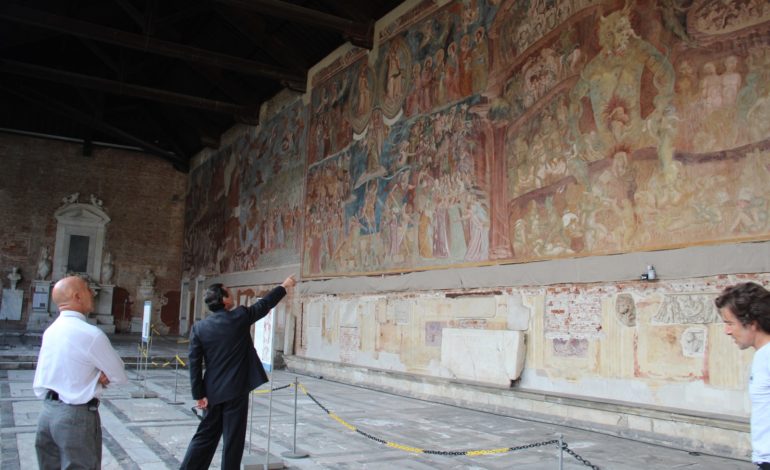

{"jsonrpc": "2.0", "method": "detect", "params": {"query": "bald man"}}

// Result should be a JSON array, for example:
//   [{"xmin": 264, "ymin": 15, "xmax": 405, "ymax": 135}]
[{"xmin": 33, "ymin": 275, "xmax": 128, "ymax": 469}]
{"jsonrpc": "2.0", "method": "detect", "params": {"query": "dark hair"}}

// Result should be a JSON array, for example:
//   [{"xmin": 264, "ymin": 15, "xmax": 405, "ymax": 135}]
[
  {"xmin": 715, "ymin": 282, "xmax": 770, "ymax": 333},
  {"xmin": 204, "ymin": 283, "xmax": 228, "ymax": 311}
]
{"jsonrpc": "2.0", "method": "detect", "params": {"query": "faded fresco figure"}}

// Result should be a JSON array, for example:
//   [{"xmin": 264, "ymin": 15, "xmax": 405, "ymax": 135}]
[{"xmin": 568, "ymin": 6, "xmax": 676, "ymax": 181}]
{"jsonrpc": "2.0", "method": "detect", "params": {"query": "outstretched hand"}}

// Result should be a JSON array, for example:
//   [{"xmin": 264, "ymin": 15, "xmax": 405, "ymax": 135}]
[{"xmin": 282, "ymin": 275, "xmax": 296, "ymax": 289}]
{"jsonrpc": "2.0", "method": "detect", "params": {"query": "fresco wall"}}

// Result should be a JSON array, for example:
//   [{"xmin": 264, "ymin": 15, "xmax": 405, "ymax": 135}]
[
  {"xmin": 301, "ymin": 0, "xmax": 770, "ymax": 278},
  {"xmin": 181, "ymin": 0, "xmax": 770, "ymax": 431},
  {"xmin": 184, "ymin": 100, "xmax": 306, "ymax": 277}
]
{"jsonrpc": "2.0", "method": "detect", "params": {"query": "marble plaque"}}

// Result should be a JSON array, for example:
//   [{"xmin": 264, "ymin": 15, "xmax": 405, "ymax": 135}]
[
  {"xmin": 440, "ymin": 328, "xmax": 525, "ymax": 386},
  {"xmin": 0, "ymin": 289, "xmax": 23, "ymax": 320}
]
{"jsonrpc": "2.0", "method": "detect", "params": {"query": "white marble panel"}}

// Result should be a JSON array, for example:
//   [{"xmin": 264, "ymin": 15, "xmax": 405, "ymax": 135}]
[
  {"xmin": 305, "ymin": 301, "xmax": 324, "ymax": 328},
  {"xmin": 440, "ymin": 328, "xmax": 525, "ymax": 386},
  {"xmin": 0, "ymin": 289, "xmax": 23, "ymax": 320},
  {"xmin": 339, "ymin": 300, "xmax": 357, "ymax": 327},
  {"xmin": 496, "ymin": 294, "xmax": 531, "ymax": 330}
]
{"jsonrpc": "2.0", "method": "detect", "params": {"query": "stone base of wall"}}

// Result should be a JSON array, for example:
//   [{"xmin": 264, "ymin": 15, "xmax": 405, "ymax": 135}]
[{"xmin": 284, "ymin": 355, "xmax": 750, "ymax": 460}]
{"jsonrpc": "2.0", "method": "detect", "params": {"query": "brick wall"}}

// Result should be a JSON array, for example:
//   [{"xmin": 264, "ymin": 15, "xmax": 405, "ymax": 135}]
[{"xmin": 0, "ymin": 133, "xmax": 187, "ymax": 331}]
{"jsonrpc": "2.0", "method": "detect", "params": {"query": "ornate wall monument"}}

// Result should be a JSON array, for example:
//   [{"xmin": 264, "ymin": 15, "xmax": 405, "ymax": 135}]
[{"xmin": 27, "ymin": 193, "xmax": 116, "ymax": 332}]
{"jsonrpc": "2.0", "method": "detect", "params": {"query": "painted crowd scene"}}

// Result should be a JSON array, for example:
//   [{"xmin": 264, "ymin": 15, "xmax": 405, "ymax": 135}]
[{"xmin": 184, "ymin": 0, "xmax": 770, "ymax": 279}]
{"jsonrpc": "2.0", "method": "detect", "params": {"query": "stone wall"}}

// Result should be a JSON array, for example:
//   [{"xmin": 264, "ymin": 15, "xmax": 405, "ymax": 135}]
[{"xmin": 0, "ymin": 134, "xmax": 186, "ymax": 331}]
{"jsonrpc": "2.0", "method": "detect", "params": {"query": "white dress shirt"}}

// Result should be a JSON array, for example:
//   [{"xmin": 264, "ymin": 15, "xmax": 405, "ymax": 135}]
[{"xmin": 33, "ymin": 310, "xmax": 128, "ymax": 404}]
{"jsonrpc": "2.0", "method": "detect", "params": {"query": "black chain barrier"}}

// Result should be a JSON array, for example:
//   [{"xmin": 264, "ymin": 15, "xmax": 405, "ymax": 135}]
[
  {"xmin": 191, "ymin": 383, "xmax": 296, "ymax": 420},
  {"xmin": 297, "ymin": 382, "xmax": 600, "ymax": 468},
  {"xmin": 562, "ymin": 442, "xmax": 601, "ymax": 469}
]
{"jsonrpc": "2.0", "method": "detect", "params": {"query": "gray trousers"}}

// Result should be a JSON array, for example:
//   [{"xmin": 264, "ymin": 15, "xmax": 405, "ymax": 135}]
[{"xmin": 35, "ymin": 399, "xmax": 102, "ymax": 469}]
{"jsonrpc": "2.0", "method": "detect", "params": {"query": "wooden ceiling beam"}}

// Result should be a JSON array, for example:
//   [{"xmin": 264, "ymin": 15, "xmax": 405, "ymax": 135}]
[
  {"xmin": 164, "ymin": 107, "xmax": 221, "ymax": 150},
  {"xmin": 140, "ymin": 106, "xmax": 192, "ymax": 161},
  {"xmin": 111, "ymin": 0, "xmax": 146, "ymax": 30},
  {"xmin": 0, "ymin": 3, "xmax": 306, "ymax": 83},
  {"xmin": 214, "ymin": 5, "xmax": 310, "ymax": 76},
  {"xmin": 0, "ymin": 59, "xmax": 258, "ymax": 119},
  {"xmin": 214, "ymin": 0, "xmax": 374, "ymax": 49},
  {"xmin": 78, "ymin": 39, "xmax": 123, "ymax": 78},
  {"xmin": 0, "ymin": 78, "xmax": 188, "ymax": 170}
]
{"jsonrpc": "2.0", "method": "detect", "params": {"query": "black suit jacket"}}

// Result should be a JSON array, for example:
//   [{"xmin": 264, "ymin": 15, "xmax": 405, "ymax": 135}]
[{"xmin": 188, "ymin": 285, "xmax": 286, "ymax": 406}]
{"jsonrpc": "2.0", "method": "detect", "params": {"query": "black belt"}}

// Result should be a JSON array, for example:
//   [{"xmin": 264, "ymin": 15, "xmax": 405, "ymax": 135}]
[{"xmin": 46, "ymin": 390, "xmax": 99, "ymax": 407}]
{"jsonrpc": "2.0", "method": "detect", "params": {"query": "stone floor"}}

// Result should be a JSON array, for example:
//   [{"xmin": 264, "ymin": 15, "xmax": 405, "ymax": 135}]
[{"xmin": 0, "ymin": 333, "xmax": 756, "ymax": 469}]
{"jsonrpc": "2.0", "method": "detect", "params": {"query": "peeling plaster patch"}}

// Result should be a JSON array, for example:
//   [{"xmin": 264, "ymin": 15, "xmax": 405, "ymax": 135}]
[
  {"xmin": 653, "ymin": 293, "xmax": 720, "ymax": 324},
  {"xmin": 425, "ymin": 321, "xmax": 443, "ymax": 347},
  {"xmin": 340, "ymin": 326, "xmax": 360, "ymax": 363},
  {"xmin": 545, "ymin": 290, "xmax": 602, "ymax": 340},
  {"xmin": 457, "ymin": 318, "xmax": 487, "ymax": 329},
  {"xmin": 393, "ymin": 300, "xmax": 411, "ymax": 325},
  {"xmin": 681, "ymin": 327, "xmax": 707, "ymax": 357},
  {"xmin": 553, "ymin": 338, "xmax": 589, "ymax": 357},
  {"xmin": 450, "ymin": 296, "xmax": 497, "ymax": 318}
]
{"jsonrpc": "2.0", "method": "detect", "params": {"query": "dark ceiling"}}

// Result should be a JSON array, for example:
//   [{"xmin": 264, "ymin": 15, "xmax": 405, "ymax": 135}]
[{"xmin": 0, "ymin": 0, "xmax": 403, "ymax": 172}]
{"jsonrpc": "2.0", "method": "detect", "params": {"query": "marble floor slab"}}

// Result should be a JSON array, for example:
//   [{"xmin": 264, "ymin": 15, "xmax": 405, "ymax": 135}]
[{"xmin": 0, "ymin": 367, "xmax": 755, "ymax": 470}]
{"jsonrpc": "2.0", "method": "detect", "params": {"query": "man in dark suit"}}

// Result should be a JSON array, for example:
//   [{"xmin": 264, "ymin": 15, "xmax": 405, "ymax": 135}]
[{"xmin": 180, "ymin": 275, "xmax": 296, "ymax": 470}]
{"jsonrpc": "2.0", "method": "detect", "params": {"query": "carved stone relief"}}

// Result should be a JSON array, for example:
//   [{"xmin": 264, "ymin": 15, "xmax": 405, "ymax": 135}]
[
  {"xmin": 653, "ymin": 293, "xmax": 720, "ymax": 324},
  {"xmin": 681, "ymin": 326, "xmax": 707, "ymax": 357},
  {"xmin": 615, "ymin": 293, "xmax": 637, "ymax": 327}
]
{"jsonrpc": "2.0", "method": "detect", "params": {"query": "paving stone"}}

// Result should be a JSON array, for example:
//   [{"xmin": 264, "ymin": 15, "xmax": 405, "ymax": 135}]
[{"xmin": 0, "ymin": 334, "xmax": 757, "ymax": 469}]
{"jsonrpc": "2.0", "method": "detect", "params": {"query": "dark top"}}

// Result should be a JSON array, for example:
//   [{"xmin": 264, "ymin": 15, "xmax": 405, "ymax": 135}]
[{"xmin": 188, "ymin": 285, "xmax": 286, "ymax": 406}]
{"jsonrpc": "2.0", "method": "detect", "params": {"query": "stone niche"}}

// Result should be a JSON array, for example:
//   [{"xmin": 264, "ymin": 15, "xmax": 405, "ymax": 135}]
[
  {"xmin": 51, "ymin": 198, "xmax": 109, "ymax": 282},
  {"xmin": 27, "ymin": 194, "xmax": 116, "ymax": 333}
]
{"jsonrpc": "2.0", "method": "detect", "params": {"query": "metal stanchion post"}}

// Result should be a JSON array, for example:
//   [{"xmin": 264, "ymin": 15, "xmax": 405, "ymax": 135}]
[
  {"xmin": 134, "ymin": 341, "xmax": 144, "ymax": 380},
  {"xmin": 558, "ymin": 433, "xmax": 563, "ymax": 470},
  {"xmin": 248, "ymin": 391, "xmax": 255, "ymax": 452},
  {"xmin": 143, "ymin": 334, "xmax": 151, "ymax": 396},
  {"xmin": 281, "ymin": 377, "xmax": 308, "ymax": 459},
  {"xmin": 169, "ymin": 355, "xmax": 183, "ymax": 405},
  {"xmin": 131, "ymin": 329, "xmax": 158, "ymax": 398},
  {"xmin": 265, "ymin": 379, "xmax": 275, "ymax": 470}
]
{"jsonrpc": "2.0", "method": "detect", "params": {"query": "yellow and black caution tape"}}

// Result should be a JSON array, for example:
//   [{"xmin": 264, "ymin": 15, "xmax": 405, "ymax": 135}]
[
  {"xmin": 175, "ymin": 354, "xmax": 186, "ymax": 367},
  {"xmin": 296, "ymin": 382, "xmax": 599, "ymax": 468}
]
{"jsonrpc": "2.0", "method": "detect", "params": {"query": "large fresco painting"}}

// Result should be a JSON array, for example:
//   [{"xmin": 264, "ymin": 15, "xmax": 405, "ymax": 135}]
[
  {"xmin": 302, "ymin": 0, "xmax": 770, "ymax": 278},
  {"xmin": 184, "ymin": 100, "xmax": 307, "ymax": 276},
  {"xmin": 303, "ymin": 0, "xmax": 500, "ymax": 276}
]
